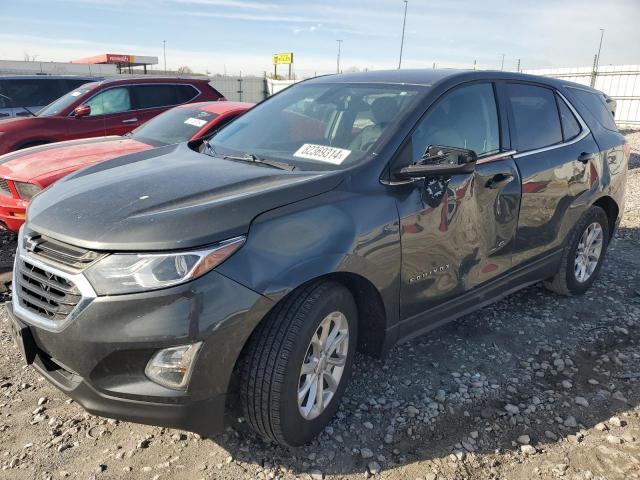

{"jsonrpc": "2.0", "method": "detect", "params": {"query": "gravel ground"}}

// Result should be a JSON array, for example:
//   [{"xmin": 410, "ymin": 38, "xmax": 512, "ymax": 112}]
[{"xmin": 1, "ymin": 130, "xmax": 639, "ymax": 480}]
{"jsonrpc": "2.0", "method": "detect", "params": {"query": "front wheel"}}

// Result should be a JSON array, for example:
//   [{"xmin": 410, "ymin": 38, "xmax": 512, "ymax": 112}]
[
  {"xmin": 544, "ymin": 206, "xmax": 610, "ymax": 296},
  {"xmin": 240, "ymin": 280, "xmax": 358, "ymax": 446}
]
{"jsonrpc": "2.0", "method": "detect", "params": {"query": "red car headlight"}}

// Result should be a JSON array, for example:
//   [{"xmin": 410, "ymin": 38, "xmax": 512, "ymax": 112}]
[{"xmin": 14, "ymin": 182, "xmax": 41, "ymax": 200}]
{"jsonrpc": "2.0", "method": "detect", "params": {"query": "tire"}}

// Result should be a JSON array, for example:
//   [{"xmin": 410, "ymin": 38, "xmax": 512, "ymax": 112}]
[
  {"xmin": 240, "ymin": 280, "xmax": 358, "ymax": 446},
  {"xmin": 544, "ymin": 206, "xmax": 609, "ymax": 296}
]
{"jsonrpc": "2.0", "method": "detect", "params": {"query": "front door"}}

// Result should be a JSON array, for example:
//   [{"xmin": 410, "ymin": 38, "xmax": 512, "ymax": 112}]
[
  {"xmin": 391, "ymin": 82, "xmax": 522, "ymax": 328},
  {"xmin": 69, "ymin": 86, "xmax": 139, "ymax": 139},
  {"xmin": 501, "ymin": 82, "xmax": 597, "ymax": 265}
]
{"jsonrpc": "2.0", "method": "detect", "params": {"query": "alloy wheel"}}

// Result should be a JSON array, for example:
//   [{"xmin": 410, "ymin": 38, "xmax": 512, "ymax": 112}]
[
  {"xmin": 297, "ymin": 311, "xmax": 349, "ymax": 420},
  {"xmin": 574, "ymin": 222, "xmax": 603, "ymax": 283}
]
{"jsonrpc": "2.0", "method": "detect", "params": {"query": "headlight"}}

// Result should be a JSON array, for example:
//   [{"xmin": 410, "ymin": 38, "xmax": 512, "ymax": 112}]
[
  {"xmin": 85, "ymin": 236, "xmax": 245, "ymax": 295},
  {"xmin": 14, "ymin": 182, "xmax": 41, "ymax": 200}
]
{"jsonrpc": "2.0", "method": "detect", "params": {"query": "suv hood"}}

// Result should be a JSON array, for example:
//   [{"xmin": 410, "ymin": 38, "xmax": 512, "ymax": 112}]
[{"xmin": 27, "ymin": 142, "xmax": 342, "ymax": 251}]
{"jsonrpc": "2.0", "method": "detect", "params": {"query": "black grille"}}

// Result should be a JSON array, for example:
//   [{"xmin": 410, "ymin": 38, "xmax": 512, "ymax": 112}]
[
  {"xmin": 0, "ymin": 179, "xmax": 11, "ymax": 197},
  {"xmin": 17, "ymin": 259, "xmax": 82, "ymax": 321},
  {"xmin": 24, "ymin": 234, "xmax": 104, "ymax": 270}
]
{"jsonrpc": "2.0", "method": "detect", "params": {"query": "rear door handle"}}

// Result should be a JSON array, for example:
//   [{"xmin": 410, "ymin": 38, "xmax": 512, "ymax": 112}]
[
  {"xmin": 121, "ymin": 118, "xmax": 138, "ymax": 124},
  {"xmin": 578, "ymin": 152, "xmax": 596, "ymax": 164},
  {"xmin": 485, "ymin": 173, "xmax": 514, "ymax": 189}
]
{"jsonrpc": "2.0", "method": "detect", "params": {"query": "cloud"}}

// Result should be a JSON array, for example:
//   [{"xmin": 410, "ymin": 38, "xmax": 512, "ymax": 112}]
[
  {"xmin": 292, "ymin": 23, "xmax": 323, "ymax": 35},
  {"xmin": 172, "ymin": 0, "xmax": 279, "ymax": 10}
]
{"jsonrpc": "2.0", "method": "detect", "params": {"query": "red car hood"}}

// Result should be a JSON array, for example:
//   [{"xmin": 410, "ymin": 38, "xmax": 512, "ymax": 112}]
[{"xmin": 0, "ymin": 137, "xmax": 152, "ymax": 184}]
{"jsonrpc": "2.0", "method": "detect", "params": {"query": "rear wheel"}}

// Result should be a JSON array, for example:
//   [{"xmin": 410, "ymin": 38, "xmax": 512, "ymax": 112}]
[
  {"xmin": 240, "ymin": 280, "xmax": 357, "ymax": 446},
  {"xmin": 544, "ymin": 206, "xmax": 609, "ymax": 296}
]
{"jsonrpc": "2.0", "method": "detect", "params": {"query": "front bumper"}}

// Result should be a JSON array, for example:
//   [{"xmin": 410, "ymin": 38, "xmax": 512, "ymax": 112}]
[
  {"xmin": 0, "ymin": 195, "xmax": 27, "ymax": 233},
  {"xmin": 9, "ymin": 266, "xmax": 274, "ymax": 435}
]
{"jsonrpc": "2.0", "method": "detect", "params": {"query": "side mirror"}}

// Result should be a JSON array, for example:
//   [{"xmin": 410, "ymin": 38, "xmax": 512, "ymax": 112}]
[
  {"xmin": 73, "ymin": 105, "xmax": 91, "ymax": 118},
  {"xmin": 396, "ymin": 145, "xmax": 477, "ymax": 179}
]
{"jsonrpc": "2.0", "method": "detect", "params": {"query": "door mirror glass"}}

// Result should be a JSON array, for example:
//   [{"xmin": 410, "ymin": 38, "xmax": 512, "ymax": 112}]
[
  {"xmin": 73, "ymin": 104, "xmax": 91, "ymax": 118},
  {"xmin": 397, "ymin": 145, "xmax": 477, "ymax": 179}
]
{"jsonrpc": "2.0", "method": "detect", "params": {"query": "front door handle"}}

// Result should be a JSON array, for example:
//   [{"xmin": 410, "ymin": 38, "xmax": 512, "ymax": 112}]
[
  {"xmin": 578, "ymin": 152, "xmax": 596, "ymax": 164},
  {"xmin": 485, "ymin": 173, "xmax": 514, "ymax": 189},
  {"xmin": 121, "ymin": 118, "xmax": 138, "ymax": 124}
]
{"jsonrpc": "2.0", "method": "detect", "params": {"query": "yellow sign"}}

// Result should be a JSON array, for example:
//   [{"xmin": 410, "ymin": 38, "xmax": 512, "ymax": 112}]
[{"xmin": 273, "ymin": 52, "xmax": 293, "ymax": 65}]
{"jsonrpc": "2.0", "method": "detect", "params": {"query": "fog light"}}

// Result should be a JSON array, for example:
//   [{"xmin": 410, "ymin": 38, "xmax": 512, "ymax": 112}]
[{"xmin": 145, "ymin": 342, "xmax": 202, "ymax": 390}]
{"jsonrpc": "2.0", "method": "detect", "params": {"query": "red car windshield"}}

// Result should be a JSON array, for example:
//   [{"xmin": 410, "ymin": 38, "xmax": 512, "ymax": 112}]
[
  {"xmin": 130, "ymin": 107, "xmax": 219, "ymax": 146},
  {"xmin": 37, "ymin": 84, "xmax": 97, "ymax": 117}
]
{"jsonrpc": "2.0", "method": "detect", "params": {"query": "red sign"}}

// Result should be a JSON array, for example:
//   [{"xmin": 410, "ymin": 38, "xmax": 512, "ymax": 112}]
[{"xmin": 106, "ymin": 54, "xmax": 131, "ymax": 63}]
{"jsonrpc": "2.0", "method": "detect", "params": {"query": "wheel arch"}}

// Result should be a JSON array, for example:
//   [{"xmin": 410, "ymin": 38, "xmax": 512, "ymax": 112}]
[{"xmin": 592, "ymin": 195, "xmax": 619, "ymax": 239}]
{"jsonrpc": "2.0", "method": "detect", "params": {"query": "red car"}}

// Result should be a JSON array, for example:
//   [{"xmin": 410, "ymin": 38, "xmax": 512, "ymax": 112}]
[
  {"xmin": 0, "ymin": 77, "xmax": 225, "ymax": 155},
  {"xmin": 0, "ymin": 101, "xmax": 252, "ymax": 232}
]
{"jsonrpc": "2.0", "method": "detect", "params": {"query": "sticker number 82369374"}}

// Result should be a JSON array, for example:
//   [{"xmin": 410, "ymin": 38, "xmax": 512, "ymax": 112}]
[{"xmin": 293, "ymin": 144, "xmax": 351, "ymax": 165}]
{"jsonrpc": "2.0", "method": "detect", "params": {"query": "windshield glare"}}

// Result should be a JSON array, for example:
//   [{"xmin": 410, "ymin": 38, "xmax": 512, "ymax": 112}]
[
  {"xmin": 131, "ymin": 107, "xmax": 219, "ymax": 146},
  {"xmin": 208, "ymin": 83, "xmax": 423, "ymax": 170},
  {"xmin": 37, "ymin": 84, "xmax": 96, "ymax": 117}
]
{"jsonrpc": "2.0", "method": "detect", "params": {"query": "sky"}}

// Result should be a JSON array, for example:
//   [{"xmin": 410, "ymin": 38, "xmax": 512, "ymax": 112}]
[{"xmin": 0, "ymin": 0, "xmax": 639, "ymax": 77}]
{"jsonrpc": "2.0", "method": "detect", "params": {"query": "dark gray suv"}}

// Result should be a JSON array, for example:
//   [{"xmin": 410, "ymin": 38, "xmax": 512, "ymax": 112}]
[{"xmin": 8, "ymin": 70, "xmax": 628, "ymax": 446}]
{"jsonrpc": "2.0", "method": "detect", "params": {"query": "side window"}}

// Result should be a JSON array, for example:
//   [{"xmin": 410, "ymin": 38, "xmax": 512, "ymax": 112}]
[
  {"xmin": 507, "ymin": 83, "xmax": 562, "ymax": 152},
  {"xmin": 4, "ymin": 79, "xmax": 65, "ymax": 107},
  {"xmin": 568, "ymin": 87, "xmax": 618, "ymax": 131},
  {"xmin": 411, "ymin": 83, "xmax": 500, "ymax": 160},
  {"xmin": 556, "ymin": 95, "xmax": 581, "ymax": 141},
  {"xmin": 0, "ymin": 80, "xmax": 8, "ymax": 109},
  {"xmin": 131, "ymin": 84, "xmax": 179, "ymax": 110},
  {"xmin": 85, "ymin": 87, "xmax": 131, "ymax": 116},
  {"xmin": 175, "ymin": 84, "xmax": 199, "ymax": 103}
]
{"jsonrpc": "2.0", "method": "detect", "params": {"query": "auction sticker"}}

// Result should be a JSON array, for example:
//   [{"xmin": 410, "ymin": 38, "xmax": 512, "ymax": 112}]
[
  {"xmin": 293, "ymin": 144, "xmax": 351, "ymax": 165},
  {"xmin": 184, "ymin": 118, "xmax": 208, "ymax": 127}
]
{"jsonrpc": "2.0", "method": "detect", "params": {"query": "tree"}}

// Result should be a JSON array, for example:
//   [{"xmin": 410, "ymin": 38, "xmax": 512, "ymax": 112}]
[{"xmin": 177, "ymin": 65, "xmax": 193, "ymax": 74}]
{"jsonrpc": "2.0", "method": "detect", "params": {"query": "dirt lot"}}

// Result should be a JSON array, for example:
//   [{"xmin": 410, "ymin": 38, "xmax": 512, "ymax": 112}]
[{"xmin": 1, "ymin": 130, "xmax": 639, "ymax": 480}]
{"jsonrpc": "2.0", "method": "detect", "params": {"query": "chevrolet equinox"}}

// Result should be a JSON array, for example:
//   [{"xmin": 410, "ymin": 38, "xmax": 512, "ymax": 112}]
[{"xmin": 8, "ymin": 70, "xmax": 628, "ymax": 446}]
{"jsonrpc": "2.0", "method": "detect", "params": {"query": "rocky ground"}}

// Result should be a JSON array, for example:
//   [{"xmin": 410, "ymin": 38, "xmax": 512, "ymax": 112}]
[{"xmin": 0, "ymin": 130, "xmax": 639, "ymax": 480}]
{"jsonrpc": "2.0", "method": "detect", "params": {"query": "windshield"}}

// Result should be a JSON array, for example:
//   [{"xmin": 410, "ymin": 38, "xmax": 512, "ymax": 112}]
[
  {"xmin": 37, "ymin": 83, "xmax": 96, "ymax": 117},
  {"xmin": 207, "ymin": 82, "xmax": 424, "ymax": 171},
  {"xmin": 131, "ymin": 107, "xmax": 219, "ymax": 146}
]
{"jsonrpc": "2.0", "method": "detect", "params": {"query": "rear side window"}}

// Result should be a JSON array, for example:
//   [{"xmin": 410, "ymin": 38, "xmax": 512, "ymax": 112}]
[
  {"xmin": 556, "ymin": 95, "xmax": 581, "ymax": 141},
  {"xmin": 411, "ymin": 83, "xmax": 500, "ymax": 159},
  {"xmin": 4, "ymin": 78, "xmax": 69, "ymax": 107},
  {"xmin": 131, "ymin": 84, "xmax": 181, "ymax": 110},
  {"xmin": 568, "ymin": 87, "xmax": 618, "ymax": 131},
  {"xmin": 175, "ymin": 84, "xmax": 199, "ymax": 103},
  {"xmin": 507, "ymin": 83, "xmax": 562, "ymax": 152}
]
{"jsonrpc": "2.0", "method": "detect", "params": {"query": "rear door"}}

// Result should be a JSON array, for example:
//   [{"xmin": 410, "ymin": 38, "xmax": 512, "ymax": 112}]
[
  {"xmin": 130, "ymin": 84, "xmax": 200, "ymax": 126},
  {"xmin": 392, "ymin": 82, "xmax": 522, "ymax": 326},
  {"xmin": 503, "ymin": 82, "xmax": 599, "ymax": 265}
]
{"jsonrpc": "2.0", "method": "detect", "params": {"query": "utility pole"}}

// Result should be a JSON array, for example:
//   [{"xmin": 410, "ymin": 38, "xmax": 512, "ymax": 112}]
[
  {"xmin": 398, "ymin": 0, "xmax": 408, "ymax": 69},
  {"xmin": 500, "ymin": 53, "xmax": 505, "ymax": 71},
  {"xmin": 163, "ymin": 40, "xmax": 167, "ymax": 74},
  {"xmin": 336, "ymin": 39, "xmax": 342, "ymax": 74},
  {"xmin": 517, "ymin": 58, "xmax": 521, "ymax": 72}
]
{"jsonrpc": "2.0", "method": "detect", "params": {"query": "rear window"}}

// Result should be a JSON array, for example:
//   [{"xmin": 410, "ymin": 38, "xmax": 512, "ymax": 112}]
[
  {"xmin": 131, "ymin": 107, "xmax": 219, "ymax": 145},
  {"xmin": 557, "ymin": 95, "xmax": 582, "ymax": 141},
  {"xmin": 568, "ymin": 87, "xmax": 618, "ymax": 131},
  {"xmin": 506, "ymin": 83, "xmax": 563, "ymax": 152}
]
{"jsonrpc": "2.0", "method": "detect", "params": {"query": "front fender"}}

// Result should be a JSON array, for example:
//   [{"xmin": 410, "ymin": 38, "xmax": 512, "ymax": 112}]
[{"xmin": 216, "ymin": 189, "xmax": 401, "ymax": 328}]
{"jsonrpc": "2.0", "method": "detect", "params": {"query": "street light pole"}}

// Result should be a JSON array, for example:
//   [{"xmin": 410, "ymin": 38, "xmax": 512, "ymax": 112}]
[
  {"xmin": 500, "ymin": 53, "xmax": 505, "ymax": 71},
  {"xmin": 336, "ymin": 39, "xmax": 342, "ymax": 74},
  {"xmin": 595, "ymin": 28, "xmax": 605, "ymax": 72},
  {"xmin": 163, "ymin": 40, "xmax": 167, "ymax": 74},
  {"xmin": 398, "ymin": 0, "xmax": 408, "ymax": 69}
]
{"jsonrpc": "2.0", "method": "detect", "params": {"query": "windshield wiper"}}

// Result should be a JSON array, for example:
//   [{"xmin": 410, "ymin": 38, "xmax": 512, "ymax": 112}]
[{"xmin": 223, "ymin": 153, "xmax": 295, "ymax": 171}]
